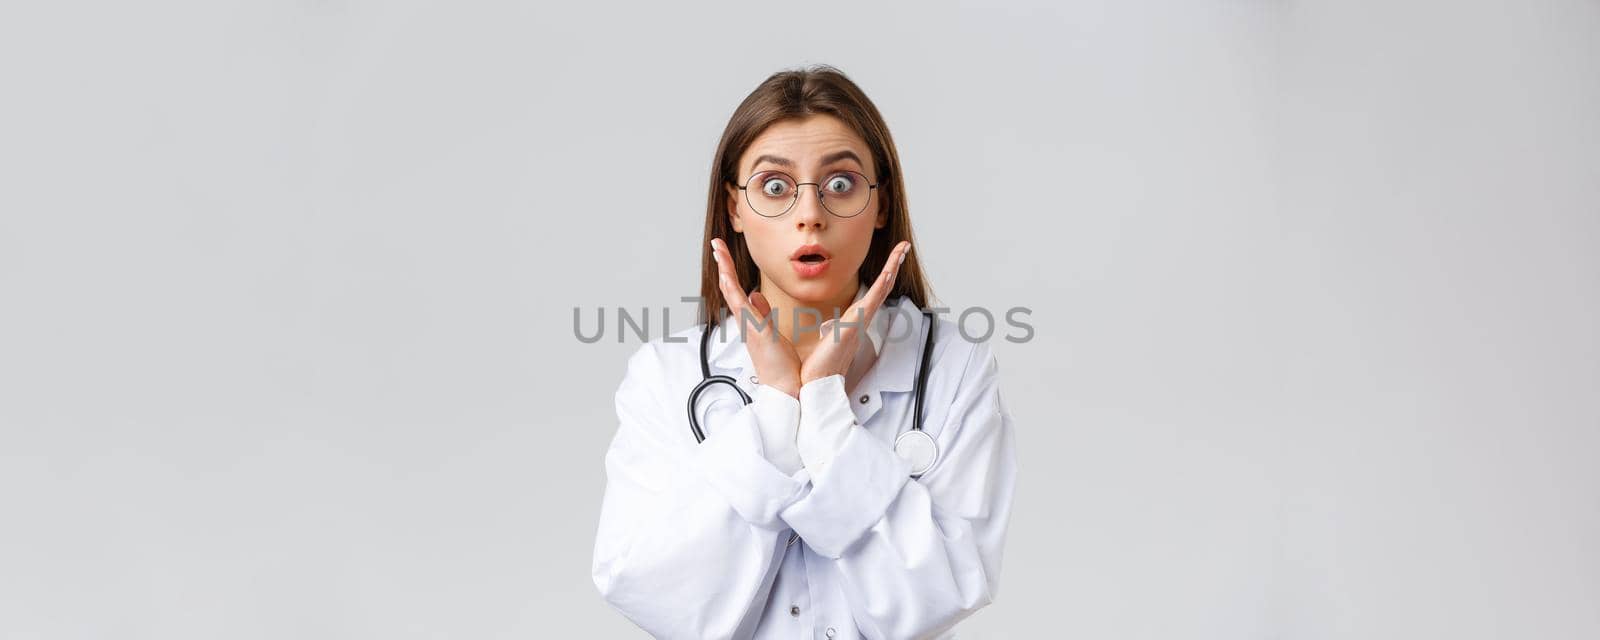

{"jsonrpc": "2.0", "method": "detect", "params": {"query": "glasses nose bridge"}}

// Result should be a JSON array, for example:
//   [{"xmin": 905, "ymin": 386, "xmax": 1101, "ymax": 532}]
[{"xmin": 793, "ymin": 181, "xmax": 831, "ymax": 218}]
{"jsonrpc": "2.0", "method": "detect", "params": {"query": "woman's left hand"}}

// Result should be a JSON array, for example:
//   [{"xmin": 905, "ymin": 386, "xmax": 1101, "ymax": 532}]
[{"xmin": 799, "ymin": 241, "xmax": 911, "ymax": 386}]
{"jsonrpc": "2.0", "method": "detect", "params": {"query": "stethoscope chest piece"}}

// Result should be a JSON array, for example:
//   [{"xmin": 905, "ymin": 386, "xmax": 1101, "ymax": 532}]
[{"xmin": 893, "ymin": 429, "xmax": 939, "ymax": 477}]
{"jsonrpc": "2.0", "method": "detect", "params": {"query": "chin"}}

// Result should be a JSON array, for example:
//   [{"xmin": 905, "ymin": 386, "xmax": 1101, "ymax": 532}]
[{"xmin": 781, "ymin": 278, "xmax": 847, "ymax": 303}]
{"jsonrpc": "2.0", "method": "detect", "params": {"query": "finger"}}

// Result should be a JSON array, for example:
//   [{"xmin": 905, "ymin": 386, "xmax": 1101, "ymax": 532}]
[
  {"xmin": 713, "ymin": 239, "xmax": 744, "ymax": 301},
  {"xmin": 710, "ymin": 238, "xmax": 752, "ymax": 310},
  {"xmin": 717, "ymin": 275, "xmax": 745, "ymax": 327},
  {"xmin": 711, "ymin": 244, "xmax": 747, "ymax": 322},
  {"xmin": 819, "ymin": 318, "xmax": 857, "ymax": 346},
  {"xmin": 868, "ymin": 241, "xmax": 909, "ymax": 301},
  {"xmin": 711, "ymin": 239, "xmax": 773, "ymax": 341},
  {"xmin": 749, "ymin": 290, "xmax": 772, "ymax": 319},
  {"xmin": 852, "ymin": 241, "xmax": 910, "ymax": 327}
]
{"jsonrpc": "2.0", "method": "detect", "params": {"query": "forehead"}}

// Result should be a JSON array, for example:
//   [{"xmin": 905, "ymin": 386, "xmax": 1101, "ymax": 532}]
[{"xmin": 740, "ymin": 115, "xmax": 872, "ymax": 171}]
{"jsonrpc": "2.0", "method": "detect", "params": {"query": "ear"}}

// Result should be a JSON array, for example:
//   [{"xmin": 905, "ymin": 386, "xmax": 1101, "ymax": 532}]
[
  {"xmin": 873, "ymin": 197, "xmax": 888, "ymax": 229},
  {"xmin": 725, "ymin": 183, "xmax": 744, "ymax": 233}
]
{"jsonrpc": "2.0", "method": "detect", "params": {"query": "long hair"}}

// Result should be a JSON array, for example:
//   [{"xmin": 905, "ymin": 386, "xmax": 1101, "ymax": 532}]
[{"xmin": 698, "ymin": 65, "xmax": 932, "ymax": 327}]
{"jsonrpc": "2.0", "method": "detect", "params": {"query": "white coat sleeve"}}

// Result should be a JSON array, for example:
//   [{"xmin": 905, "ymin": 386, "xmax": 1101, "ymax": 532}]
[
  {"xmin": 783, "ymin": 341, "xmax": 1017, "ymax": 640},
  {"xmin": 592, "ymin": 342, "xmax": 811, "ymax": 640}
]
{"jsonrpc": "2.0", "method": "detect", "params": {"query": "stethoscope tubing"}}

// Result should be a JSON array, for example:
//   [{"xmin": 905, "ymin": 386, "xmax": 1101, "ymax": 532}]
[{"xmin": 688, "ymin": 302, "xmax": 937, "ymax": 456}]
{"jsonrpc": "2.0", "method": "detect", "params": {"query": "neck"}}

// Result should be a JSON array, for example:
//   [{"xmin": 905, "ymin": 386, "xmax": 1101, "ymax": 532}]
[{"xmin": 756, "ymin": 278, "xmax": 860, "ymax": 351}]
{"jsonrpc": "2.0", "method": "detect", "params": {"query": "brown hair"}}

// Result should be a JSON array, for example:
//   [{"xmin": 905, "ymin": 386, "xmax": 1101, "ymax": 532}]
[{"xmin": 698, "ymin": 64, "xmax": 933, "ymax": 326}]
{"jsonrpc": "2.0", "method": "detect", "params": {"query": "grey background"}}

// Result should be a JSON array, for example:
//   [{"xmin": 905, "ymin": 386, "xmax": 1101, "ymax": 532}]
[{"xmin": 2, "ymin": 1, "xmax": 1596, "ymax": 638}]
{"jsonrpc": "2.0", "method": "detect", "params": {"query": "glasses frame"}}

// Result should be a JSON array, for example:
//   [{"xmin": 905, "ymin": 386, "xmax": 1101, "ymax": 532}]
[{"xmin": 732, "ymin": 169, "xmax": 880, "ymax": 219}]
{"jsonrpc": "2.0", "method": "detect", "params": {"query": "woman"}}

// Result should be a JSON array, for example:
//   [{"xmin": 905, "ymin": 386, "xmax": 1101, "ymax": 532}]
[{"xmin": 591, "ymin": 65, "xmax": 1017, "ymax": 640}]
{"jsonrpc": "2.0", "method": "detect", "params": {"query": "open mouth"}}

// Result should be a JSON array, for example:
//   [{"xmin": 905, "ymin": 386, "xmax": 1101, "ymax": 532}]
[
  {"xmin": 790, "ymin": 244, "xmax": 832, "ymax": 277},
  {"xmin": 790, "ymin": 244, "xmax": 832, "ymax": 262}
]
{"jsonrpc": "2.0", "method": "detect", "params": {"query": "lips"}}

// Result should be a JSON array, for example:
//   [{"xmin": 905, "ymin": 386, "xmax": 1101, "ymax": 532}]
[
  {"xmin": 790, "ymin": 243, "xmax": 831, "ymax": 278},
  {"xmin": 790, "ymin": 244, "xmax": 831, "ymax": 263}
]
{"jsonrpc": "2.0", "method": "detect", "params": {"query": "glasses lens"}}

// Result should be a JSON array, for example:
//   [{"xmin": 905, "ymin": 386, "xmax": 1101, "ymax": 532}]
[
  {"xmin": 745, "ymin": 171, "xmax": 797, "ymax": 217},
  {"xmin": 819, "ymin": 170, "xmax": 871, "ymax": 218}
]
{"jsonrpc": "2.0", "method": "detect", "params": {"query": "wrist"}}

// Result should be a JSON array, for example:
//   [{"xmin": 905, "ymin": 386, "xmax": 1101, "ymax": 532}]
[
  {"xmin": 800, "ymin": 367, "xmax": 843, "ymax": 386},
  {"xmin": 762, "ymin": 375, "xmax": 800, "ymax": 399},
  {"xmin": 796, "ymin": 374, "xmax": 856, "ymax": 476}
]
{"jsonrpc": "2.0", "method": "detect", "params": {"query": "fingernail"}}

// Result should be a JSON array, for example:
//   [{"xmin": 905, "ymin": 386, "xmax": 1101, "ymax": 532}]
[{"xmin": 719, "ymin": 273, "xmax": 727, "ymax": 286}]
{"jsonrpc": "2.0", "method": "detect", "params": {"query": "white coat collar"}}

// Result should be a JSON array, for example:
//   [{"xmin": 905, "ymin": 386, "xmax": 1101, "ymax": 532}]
[{"xmin": 705, "ymin": 283, "xmax": 927, "ymax": 394}]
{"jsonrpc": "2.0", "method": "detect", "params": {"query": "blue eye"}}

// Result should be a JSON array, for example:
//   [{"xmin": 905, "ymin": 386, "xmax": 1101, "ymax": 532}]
[
  {"xmin": 760, "ymin": 176, "xmax": 791, "ymax": 197},
  {"xmin": 825, "ymin": 174, "xmax": 856, "ymax": 194}
]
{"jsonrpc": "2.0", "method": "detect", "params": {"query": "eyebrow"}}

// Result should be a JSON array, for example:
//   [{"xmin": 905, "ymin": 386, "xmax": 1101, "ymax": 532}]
[{"xmin": 749, "ymin": 149, "xmax": 865, "ymax": 173}]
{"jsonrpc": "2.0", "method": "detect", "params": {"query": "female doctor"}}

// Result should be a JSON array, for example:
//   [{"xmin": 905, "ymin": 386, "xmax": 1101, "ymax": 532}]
[{"xmin": 591, "ymin": 65, "xmax": 1017, "ymax": 640}]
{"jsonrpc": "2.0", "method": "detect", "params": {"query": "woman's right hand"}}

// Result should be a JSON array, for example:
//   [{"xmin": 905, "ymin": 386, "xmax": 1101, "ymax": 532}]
[{"xmin": 711, "ymin": 238, "xmax": 801, "ymax": 398}]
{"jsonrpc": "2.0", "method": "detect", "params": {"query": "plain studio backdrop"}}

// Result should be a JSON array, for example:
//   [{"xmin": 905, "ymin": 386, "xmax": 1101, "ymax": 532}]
[{"xmin": 1, "ymin": 1, "xmax": 1596, "ymax": 638}]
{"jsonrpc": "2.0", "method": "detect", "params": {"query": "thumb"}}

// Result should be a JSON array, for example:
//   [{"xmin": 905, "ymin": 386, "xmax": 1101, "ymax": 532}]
[
  {"xmin": 819, "ymin": 319, "xmax": 838, "ymax": 343},
  {"xmin": 749, "ymin": 291, "xmax": 772, "ymax": 318}
]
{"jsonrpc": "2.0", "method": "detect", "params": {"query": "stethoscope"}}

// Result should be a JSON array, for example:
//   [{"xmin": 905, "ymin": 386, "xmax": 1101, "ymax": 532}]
[{"xmin": 687, "ymin": 302, "xmax": 941, "ymax": 478}]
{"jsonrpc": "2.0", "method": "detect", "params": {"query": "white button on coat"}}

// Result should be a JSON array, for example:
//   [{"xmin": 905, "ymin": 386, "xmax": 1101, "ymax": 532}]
[{"xmin": 592, "ymin": 286, "xmax": 1018, "ymax": 639}]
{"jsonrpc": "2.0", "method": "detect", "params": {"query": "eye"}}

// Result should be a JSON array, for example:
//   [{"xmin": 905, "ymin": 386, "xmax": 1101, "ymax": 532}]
[
  {"xmin": 760, "ymin": 176, "xmax": 791, "ymax": 197},
  {"xmin": 824, "ymin": 173, "xmax": 856, "ymax": 194}
]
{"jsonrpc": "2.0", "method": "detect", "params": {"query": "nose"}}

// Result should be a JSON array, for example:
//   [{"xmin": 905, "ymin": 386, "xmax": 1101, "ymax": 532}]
[{"xmin": 792, "ymin": 184, "xmax": 827, "ymax": 230}]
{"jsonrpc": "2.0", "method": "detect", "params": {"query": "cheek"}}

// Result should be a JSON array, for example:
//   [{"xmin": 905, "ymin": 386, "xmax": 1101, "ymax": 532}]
[
  {"xmin": 839, "ymin": 220, "xmax": 879, "ymax": 263},
  {"xmin": 741, "ymin": 228, "xmax": 786, "ymax": 270}
]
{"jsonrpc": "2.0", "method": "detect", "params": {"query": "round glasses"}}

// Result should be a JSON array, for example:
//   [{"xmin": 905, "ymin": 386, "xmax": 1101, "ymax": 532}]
[{"xmin": 734, "ymin": 169, "xmax": 879, "ymax": 218}]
